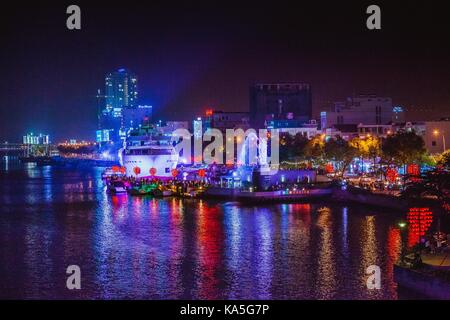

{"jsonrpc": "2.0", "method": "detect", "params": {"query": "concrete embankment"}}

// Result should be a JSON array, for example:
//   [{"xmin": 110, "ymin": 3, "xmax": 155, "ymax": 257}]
[
  {"xmin": 204, "ymin": 187, "xmax": 332, "ymax": 202},
  {"xmin": 394, "ymin": 265, "xmax": 450, "ymax": 299},
  {"xmin": 331, "ymin": 187, "xmax": 409, "ymax": 210},
  {"xmin": 204, "ymin": 185, "xmax": 423, "ymax": 209},
  {"xmin": 51, "ymin": 156, "xmax": 119, "ymax": 168},
  {"xmin": 331, "ymin": 186, "xmax": 443, "ymax": 211}
]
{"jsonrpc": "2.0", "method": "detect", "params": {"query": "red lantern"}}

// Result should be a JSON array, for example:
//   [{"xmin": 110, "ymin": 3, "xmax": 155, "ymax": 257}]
[
  {"xmin": 198, "ymin": 169, "xmax": 205, "ymax": 178},
  {"xmin": 133, "ymin": 166, "xmax": 141, "ymax": 176},
  {"xmin": 386, "ymin": 168, "xmax": 398, "ymax": 183},
  {"xmin": 150, "ymin": 167, "xmax": 157, "ymax": 176},
  {"xmin": 171, "ymin": 169, "xmax": 178, "ymax": 177},
  {"xmin": 112, "ymin": 165, "xmax": 119, "ymax": 172},
  {"xmin": 325, "ymin": 163, "xmax": 334, "ymax": 173},
  {"xmin": 119, "ymin": 166, "xmax": 126, "ymax": 174}
]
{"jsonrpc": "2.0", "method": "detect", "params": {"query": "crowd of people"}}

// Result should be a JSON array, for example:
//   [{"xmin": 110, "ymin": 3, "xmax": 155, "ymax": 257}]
[
  {"xmin": 105, "ymin": 174, "xmax": 209, "ymax": 194},
  {"xmin": 423, "ymin": 232, "xmax": 450, "ymax": 254}
]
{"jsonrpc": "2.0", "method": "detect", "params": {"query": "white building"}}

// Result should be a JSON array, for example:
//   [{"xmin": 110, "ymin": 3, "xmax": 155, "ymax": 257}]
[{"xmin": 425, "ymin": 119, "xmax": 449, "ymax": 154}]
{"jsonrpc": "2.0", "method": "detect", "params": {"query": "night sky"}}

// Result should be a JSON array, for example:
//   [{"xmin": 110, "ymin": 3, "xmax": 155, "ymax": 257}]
[{"xmin": 1, "ymin": 0, "xmax": 450, "ymax": 142}]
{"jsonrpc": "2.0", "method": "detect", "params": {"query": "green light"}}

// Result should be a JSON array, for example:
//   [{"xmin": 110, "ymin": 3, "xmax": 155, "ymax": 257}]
[{"xmin": 398, "ymin": 222, "xmax": 407, "ymax": 228}]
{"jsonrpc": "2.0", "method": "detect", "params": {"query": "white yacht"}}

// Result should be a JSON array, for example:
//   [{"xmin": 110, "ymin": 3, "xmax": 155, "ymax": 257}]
[{"xmin": 120, "ymin": 125, "xmax": 178, "ymax": 178}]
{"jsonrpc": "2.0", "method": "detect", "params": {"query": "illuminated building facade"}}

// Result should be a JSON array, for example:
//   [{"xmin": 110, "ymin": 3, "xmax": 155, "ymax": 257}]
[
  {"xmin": 22, "ymin": 133, "xmax": 50, "ymax": 145},
  {"xmin": 98, "ymin": 68, "xmax": 139, "ymax": 143},
  {"xmin": 105, "ymin": 68, "xmax": 138, "ymax": 117},
  {"xmin": 96, "ymin": 129, "xmax": 114, "ymax": 143}
]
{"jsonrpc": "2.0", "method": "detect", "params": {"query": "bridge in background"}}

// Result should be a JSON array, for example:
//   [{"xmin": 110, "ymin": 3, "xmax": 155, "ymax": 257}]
[{"xmin": 0, "ymin": 142, "xmax": 56, "ymax": 158}]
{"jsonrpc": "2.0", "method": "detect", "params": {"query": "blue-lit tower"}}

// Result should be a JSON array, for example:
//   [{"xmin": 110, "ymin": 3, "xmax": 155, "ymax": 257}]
[
  {"xmin": 98, "ymin": 68, "xmax": 138, "ymax": 143},
  {"xmin": 105, "ymin": 68, "xmax": 138, "ymax": 117}
]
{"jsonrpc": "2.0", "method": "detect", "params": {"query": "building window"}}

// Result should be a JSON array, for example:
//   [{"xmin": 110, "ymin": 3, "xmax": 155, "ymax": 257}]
[
  {"xmin": 375, "ymin": 106, "xmax": 382, "ymax": 124},
  {"xmin": 432, "ymin": 141, "xmax": 436, "ymax": 146}
]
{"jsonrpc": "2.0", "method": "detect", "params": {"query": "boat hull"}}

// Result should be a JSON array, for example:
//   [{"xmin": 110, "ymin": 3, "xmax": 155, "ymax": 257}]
[{"xmin": 122, "ymin": 153, "xmax": 178, "ymax": 178}]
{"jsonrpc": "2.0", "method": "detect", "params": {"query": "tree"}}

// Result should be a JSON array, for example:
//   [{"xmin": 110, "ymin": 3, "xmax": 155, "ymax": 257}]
[
  {"xmin": 324, "ymin": 136, "xmax": 358, "ymax": 176},
  {"xmin": 350, "ymin": 135, "xmax": 381, "ymax": 163},
  {"xmin": 402, "ymin": 168, "xmax": 450, "ymax": 213},
  {"xmin": 437, "ymin": 149, "xmax": 450, "ymax": 168},
  {"xmin": 279, "ymin": 132, "xmax": 309, "ymax": 163},
  {"xmin": 382, "ymin": 131, "xmax": 426, "ymax": 167},
  {"xmin": 304, "ymin": 134, "xmax": 326, "ymax": 167}
]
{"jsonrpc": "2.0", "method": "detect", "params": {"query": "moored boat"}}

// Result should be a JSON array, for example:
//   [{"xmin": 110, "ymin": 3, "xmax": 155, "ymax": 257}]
[
  {"xmin": 107, "ymin": 180, "xmax": 128, "ymax": 194},
  {"xmin": 120, "ymin": 125, "xmax": 178, "ymax": 179},
  {"xmin": 129, "ymin": 183, "xmax": 157, "ymax": 196}
]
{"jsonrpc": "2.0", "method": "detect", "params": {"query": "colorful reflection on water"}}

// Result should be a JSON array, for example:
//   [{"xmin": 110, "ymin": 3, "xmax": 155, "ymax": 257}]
[{"xmin": 0, "ymin": 165, "xmax": 409, "ymax": 299}]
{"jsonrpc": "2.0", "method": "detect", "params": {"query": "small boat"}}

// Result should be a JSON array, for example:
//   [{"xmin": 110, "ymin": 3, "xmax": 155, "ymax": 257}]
[
  {"xmin": 108, "ymin": 181, "xmax": 127, "ymax": 194},
  {"xmin": 102, "ymin": 167, "xmax": 126, "ymax": 180},
  {"xmin": 149, "ymin": 188, "xmax": 173, "ymax": 197},
  {"xmin": 129, "ymin": 183, "xmax": 160, "ymax": 196}
]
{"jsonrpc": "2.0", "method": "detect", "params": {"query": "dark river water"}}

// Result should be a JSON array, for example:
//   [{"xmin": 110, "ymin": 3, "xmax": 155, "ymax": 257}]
[{"xmin": 0, "ymin": 161, "xmax": 415, "ymax": 299}]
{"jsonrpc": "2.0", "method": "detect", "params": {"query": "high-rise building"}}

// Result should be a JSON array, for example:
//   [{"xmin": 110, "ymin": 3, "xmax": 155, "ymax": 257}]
[
  {"xmin": 105, "ymin": 68, "xmax": 138, "ymax": 117},
  {"xmin": 249, "ymin": 83, "xmax": 312, "ymax": 128},
  {"xmin": 98, "ymin": 68, "xmax": 138, "ymax": 143}
]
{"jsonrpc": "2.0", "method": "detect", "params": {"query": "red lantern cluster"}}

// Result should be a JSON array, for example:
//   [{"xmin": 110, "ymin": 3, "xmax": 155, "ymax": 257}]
[
  {"xmin": 325, "ymin": 163, "xmax": 334, "ymax": 173},
  {"xmin": 112, "ymin": 166, "xmax": 126, "ymax": 174},
  {"xmin": 171, "ymin": 169, "xmax": 178, "ymax": 178},
  {"xmin": 198, "ymin": 169, "xmax": 206, "ymax": 178},
  {"xmin": 407, "ymin": 207, "xmax": 433, "ymax": 247},
  {"xmin": 133, "ymin": 166, "xmax": 141, "ymax": 175},
  {"xmin": 407, "ymin": 164, "xmax": 420, "ymax": 176}
]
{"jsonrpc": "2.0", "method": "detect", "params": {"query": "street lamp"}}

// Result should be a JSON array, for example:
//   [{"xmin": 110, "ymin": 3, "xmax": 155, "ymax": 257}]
[{"xmin": 433, "ymin": 129, "xmax": 446, "ymax": 152}]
